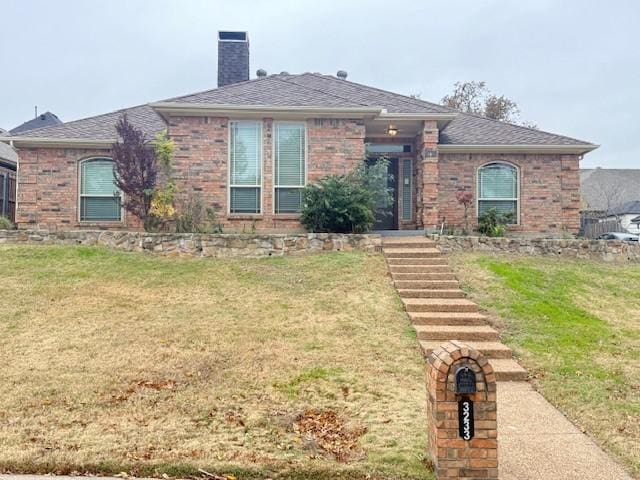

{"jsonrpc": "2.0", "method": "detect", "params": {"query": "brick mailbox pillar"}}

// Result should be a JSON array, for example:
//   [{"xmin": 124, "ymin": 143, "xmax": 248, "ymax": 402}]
[{"xmin": 426, "ymin": 340, "xmax": 498, "ymax": 480}]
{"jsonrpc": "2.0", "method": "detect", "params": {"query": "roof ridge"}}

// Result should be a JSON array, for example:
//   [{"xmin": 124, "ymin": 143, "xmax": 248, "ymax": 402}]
[
  {"xmin": 275, "ymin": 73, "xmax": 372, "ymax": 108},
  {"xmin": 307, "ymin": 73, "xmax": 457, "ymax": 113},
  {"xmin": 452, "ymin": 110, "xmax": 594, "ymax": 145}
]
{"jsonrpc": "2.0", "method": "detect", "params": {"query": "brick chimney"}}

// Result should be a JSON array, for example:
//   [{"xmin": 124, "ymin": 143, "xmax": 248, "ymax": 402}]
[{"xmin": 217, "ymin": 31, "xmax": 250, "ymax": 87}]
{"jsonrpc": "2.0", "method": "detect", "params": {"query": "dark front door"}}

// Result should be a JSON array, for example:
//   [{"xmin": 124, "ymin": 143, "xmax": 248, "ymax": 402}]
[{"xmin": 372, "ymin": 158, "xmax": 398, "ymax": 230}]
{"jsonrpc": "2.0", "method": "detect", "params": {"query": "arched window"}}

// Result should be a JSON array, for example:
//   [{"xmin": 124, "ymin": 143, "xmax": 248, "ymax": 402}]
[
  {"xmin": 477, "ymin": 162, "xmax": 518, "ymax": 223},
  {"xmin": 79, "ymin": 158, "xmax": 121, "ymax": 222}
]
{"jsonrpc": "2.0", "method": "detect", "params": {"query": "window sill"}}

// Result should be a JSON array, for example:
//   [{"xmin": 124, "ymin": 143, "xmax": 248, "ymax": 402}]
[
  {"xmin": 273, "ymin": 214, "xmax": 301, "ymax": 220},
  {"xmin": 227, "ymin": 215, "xmax": 263, "ymax": 220}
]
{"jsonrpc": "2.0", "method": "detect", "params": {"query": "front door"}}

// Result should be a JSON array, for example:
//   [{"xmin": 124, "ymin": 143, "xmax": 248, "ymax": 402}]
[{"xmin": 372, "ymin": 158, "xmax": 398, "ymax": 230}]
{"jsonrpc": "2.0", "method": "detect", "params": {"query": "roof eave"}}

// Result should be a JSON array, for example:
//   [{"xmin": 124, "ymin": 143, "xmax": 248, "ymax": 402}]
[
  {"xmin": 150, "ymin": 102, "xmax": 385, "ymax": 119},
  {"xmin": 0, "ymin": 137, "xmax": 114, "ymax": 149},
  {"xmin": 438, "ymin": 144, "xmax": 599, "ymax": 155}
]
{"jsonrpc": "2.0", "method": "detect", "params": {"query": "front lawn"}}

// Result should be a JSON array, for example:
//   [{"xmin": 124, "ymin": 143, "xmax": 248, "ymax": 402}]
[
  {"xmin": 450, "ymin": 253, "xmax": 640, "ymax": 478},
  {"xmin": 0, "ymin": 246, "xmax": 430, "ymax": 480}
]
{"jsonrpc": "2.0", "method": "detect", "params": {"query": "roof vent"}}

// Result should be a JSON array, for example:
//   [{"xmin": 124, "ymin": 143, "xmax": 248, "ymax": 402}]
[
  {"xmin": 280, "ymin": 71, "xmax": 290, "ymax": 75},
  {"xmin": 337, "ymin": 70, "xmax": 348, "ymax": 79},
  {"xmin": 256, "ymin": 69, "xmax": 267, "ymax": 77}
]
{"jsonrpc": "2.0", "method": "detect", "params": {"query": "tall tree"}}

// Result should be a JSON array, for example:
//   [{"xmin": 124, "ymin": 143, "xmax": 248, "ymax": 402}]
[
  {"xmin": 112, "ymin": 115, "xmax": 158, "ymax": 228},
  {"xmin": 441, "ymin": 81, "xmax": 536, "ymax": 128}
]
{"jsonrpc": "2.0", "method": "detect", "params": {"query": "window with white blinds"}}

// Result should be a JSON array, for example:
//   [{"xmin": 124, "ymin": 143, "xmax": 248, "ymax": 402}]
[
  {"xmin": 274, "ymin": 122, "xmax": 306, "ymax": 214},
  {"xmin": 230, "ymin": 121, "xmax": 262, "ymax": 214},
  {"xmin": 477, "ymin": 162, "xmax": 518, "ymax": 222},
  {"xmin": 79, "ymin": 158, "xmax": 121, "ymax": 221}
]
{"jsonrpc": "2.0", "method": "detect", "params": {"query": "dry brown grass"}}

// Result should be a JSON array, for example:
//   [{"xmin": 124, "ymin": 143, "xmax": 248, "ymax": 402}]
[{"xmin": 0, "ymin": 245, "xmax": 431, "ymax": 480}]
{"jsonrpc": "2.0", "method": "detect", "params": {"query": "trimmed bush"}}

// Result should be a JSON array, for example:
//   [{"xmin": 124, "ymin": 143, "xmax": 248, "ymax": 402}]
[{"xmin": 477, "ymin": 208, "xmax": 514, "ymax": 237}]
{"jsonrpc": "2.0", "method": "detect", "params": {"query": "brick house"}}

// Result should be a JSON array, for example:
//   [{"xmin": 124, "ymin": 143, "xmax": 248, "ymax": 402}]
[{"xmin": 2, "ymin": 31, "xmax": 597, "ymax": 235}]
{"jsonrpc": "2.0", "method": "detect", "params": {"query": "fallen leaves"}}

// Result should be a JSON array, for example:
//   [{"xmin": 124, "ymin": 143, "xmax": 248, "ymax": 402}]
[{"xmin": 294, "ymin": 408, "xmax": 367, "ymax": 462}]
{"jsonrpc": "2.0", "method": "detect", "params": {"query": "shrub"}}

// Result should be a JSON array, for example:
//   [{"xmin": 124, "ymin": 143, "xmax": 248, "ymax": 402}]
[
  {"xmin": 175, "ymin": 196, "xmax": 223, "ymax": 234},
  {"xmin": 300, "ymin": 158, "xmax": 392, "ymax": 234},
  {"xmin": 477, "ymin": 208, "xmax": 514, "ymax": 237},
  {"xmin": 0, "ymin": 216, "xmax": 13, "ymax": 230}
]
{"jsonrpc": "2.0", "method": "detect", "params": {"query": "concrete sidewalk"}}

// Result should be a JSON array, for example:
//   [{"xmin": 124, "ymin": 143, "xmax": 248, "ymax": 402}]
[{"xmin": 498, "ymin": 381, "xmax": 632, "ymax": 479}]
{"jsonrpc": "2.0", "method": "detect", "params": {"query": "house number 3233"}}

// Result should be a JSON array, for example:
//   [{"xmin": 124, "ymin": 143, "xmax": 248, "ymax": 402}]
[{"xmin": 458, "ymin": 399, "xmax": 475, "ymax": 440}]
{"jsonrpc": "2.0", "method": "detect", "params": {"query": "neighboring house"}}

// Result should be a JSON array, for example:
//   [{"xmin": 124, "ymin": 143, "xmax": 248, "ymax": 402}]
[
  {"xmin": 9, "ymin": 111, "xmax": 62, "ymax": 135},
  {"xmin": 0, "ymin": 141, "xmax": 17, "ymax": 222},
  {"xmin": 603, "ymin": 201, "xmax": 640, "ymax": 234},
  {"xmin": 0, "ymin": 31, "xmax": 597, "ymax": 234},
  {"xmin": 580, "ymin": 168, "xmax": 640, "ymax": 212}
]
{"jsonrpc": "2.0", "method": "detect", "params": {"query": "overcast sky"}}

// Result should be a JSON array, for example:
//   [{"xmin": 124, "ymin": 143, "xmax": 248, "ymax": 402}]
[{"xmin": 1, "ymin": 0, "xmax": 638, "ymax": 168}]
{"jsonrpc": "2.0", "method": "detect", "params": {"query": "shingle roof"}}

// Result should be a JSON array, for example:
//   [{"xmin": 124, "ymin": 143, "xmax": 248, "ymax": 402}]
[
  {"xmin": 10, "ymin": 111, "xmax": 62, "ymax": 134},
  {"xmin": 11, "ymin": 104, "xmax": 166, "ymax": 140},
  {"xmin": 439, "ymin": 112, "xmax": 590, "ymax": 146},
  {"xmin": 0, "ymin": 142, "xmax": 17, "ymax": 164},
  {"xmin": 7, "ymin": 72, "xmax": 594, "ymax": 148},
  {"xmin": 608, "ymin": 200, "xmax": 640, "ymax": 215},
  {"xmin": 164, "ymin": 73, "xmax": 453, "ymax": 114},
  {"xmin": 580, "ymin": 168, "xmax": 640, "ymax": 211}
]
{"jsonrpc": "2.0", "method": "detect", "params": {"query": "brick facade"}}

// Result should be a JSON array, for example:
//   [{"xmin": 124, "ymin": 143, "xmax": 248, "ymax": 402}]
[
  {"xmin": 437, "ymin": 152, "xmax": 581, "ymax": 235},
  {"xmin": 14, "ymin": 118, "xmax": 581, "ymax": 235}
]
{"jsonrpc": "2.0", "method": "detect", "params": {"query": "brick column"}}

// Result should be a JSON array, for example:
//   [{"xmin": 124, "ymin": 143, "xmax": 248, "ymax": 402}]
[
  {"xmin": 560, "ymin": 154, "xmax": 581, "ymax": 235},
  {"xmin": 418, "ymin": 120, "xmax": 440, "ymax": 230},
  {"xmin": 426, "ymin": 341, "xmax": 498, "ymax": 480}
]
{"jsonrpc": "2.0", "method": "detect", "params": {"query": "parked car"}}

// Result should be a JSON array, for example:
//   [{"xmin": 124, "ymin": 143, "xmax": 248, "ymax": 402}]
[{"xmin": 597, "ymin": 232, "xmax": 639, "ymax": 242}]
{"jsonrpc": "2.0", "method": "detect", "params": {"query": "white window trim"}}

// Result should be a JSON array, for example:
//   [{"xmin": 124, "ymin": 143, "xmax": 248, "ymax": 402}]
[
  {"xmin": 476, "ymin": 161, "xmax": 520, "ymax": 225},
  {"xmin": 272, "ymin": 121, "xmax": 307, "ymax": 215},
  {"xmin": 77, "ymin": 157, "xmax": 123, "ymax": 223},
  {"xmin": 228, "ymin": 120, "xmax": 263, "ymax": 215}
]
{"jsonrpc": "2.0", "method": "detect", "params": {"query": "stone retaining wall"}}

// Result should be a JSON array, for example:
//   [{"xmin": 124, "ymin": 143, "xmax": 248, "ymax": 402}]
[
  {"xmin": 0, "ymin": 230, "xmax": 382, "ymax": 257},
  {"xmin": 429, "ymin": 234, "xmax": 640, "ymax": 263}
]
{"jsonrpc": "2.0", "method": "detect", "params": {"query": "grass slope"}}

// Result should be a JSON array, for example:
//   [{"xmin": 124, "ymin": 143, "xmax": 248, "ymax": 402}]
[
  {"xmin": 450, "ymin": 253, "xmax": 640, "ymax": 478},
  {"xmin": 0, "ymin": 245, "xmax": 431, "ymax": 480}
]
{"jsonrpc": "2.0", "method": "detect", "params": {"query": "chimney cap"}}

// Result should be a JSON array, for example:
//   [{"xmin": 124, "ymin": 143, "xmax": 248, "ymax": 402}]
[
  {"xmin": 337, "ymin": 70, "xmax": 348, "ymax": 79},
  {"xmin": 218, "ymin": 31, "xmax": 248, "ymax": 42},
  {"xmin": 256, "ymin": 69, "xmax": 267, "ymax": 77}
]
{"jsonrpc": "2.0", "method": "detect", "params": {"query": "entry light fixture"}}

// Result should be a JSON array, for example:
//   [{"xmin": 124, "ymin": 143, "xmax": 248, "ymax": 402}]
[{"xmin": 387, "ymin": 124, "xmax": 399, "ymax": 136}]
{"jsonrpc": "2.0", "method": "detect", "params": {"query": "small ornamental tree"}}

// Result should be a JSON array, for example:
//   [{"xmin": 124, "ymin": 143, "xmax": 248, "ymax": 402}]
[
  {"xmin": 455, "ymin": 190, "xmax": 474, "ymax": 234},
  {"xmin": 112, "ymin": 115, "xmax": 158, "ymax": 230}
]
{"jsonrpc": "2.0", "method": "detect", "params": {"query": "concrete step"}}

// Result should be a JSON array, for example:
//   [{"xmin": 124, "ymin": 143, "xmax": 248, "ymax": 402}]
[
  {"xmin": 389, "ymin": 265, "xmax": 453, "ymax": 273},
  {"xmin": 398, "ymin": 289, "xmax": 465, "ymax": 299},
  {"xmin": 402, "ymin": 298, "xmax": 479, "ymax": 313},
  {"xmin": 392, "ymin": 272, "xmax": 457, "ymax": 281},
  {"xmin": 383, "ymin": 248, "xmax": 441, "ymax": 258},
  {"xmin": 386, "ymin": 257, "xmax": 448, "ymax": 266},
  {"xmin": 420, "ymin": 340, "xmax": 513, "ymax": 359},
  {"xmin": 414, "ymin": 325, "xmax": 500, "ymax": 341},
  {"xmin": 488, "ymin": 359, "xmax": 528, "ymax": 381},
  {"xmin": 408, "ymin": 311, "xmax": 488, "ymax": 325},
  {"xmin": 382, "ymin": 237, "xmax": 436, "ymax": 249},
  {"xmin": 394, "ymin": 279, "xmax": 460, "ymax": 290}
]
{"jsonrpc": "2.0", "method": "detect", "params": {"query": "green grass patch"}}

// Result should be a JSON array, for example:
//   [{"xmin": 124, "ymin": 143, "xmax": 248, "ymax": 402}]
[{"xmin": 451, "ymin": 253, "xmax": 640, "ymax": 477}]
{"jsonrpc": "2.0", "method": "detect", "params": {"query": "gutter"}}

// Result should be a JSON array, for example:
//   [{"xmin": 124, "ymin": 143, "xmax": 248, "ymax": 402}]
[
  {"xmin": 0, "ymin": 137, "xmax": 114, "ymax": 149},
  {"xmin": 438, "ymin": 144, "xmax": 599, "ymax": 155}
]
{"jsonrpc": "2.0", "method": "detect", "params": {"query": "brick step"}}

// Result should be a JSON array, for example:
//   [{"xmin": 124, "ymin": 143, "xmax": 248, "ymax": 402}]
[
  {"xmin": 394, "ymin": 280, "xmax": 460, "ymax": 290},
  {"xmin": 389, "ymin": 265, "xmax": 453, "ymax": 273},
  {"xmin": 398, "ymin": 289, "xmax": 465, "ymax": 299},
  {"xmin": 403, "ymin": 298, "xmax": 479, "ymax": 313},
  {"xmin": 392, "ymin": 272, "xmax": 457, "ymax": 281},
  {"xmin": 383, "ymin": 248, "xmax": 441, "ymax": 258},
  {"xmin": 420, "ymin": 340, "xmax": 512, "ymax": 359},
  {"xmin": 414, "ymin": 325, "xmax": 500, "ymax": 341},
  {"xmin": 386, "ymin": 257, "xmax": 448, "ymax": 266},
  {"xmin": 382, "ymin": 238, "xmax": 436, "ymax": 249},
  {"xmin": 487, "ymin": 359, "xmax": 528, "ymax": 381},
  {"xmin": 408, "ymin": 311, "xmax": 488, "ymax": 325}
]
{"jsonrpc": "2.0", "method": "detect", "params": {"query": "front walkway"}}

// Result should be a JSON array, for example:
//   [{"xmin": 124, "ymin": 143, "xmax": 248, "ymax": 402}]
[{"xmin": 382, "ymin": 236, "xmax": 632, "ymax": 480}]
